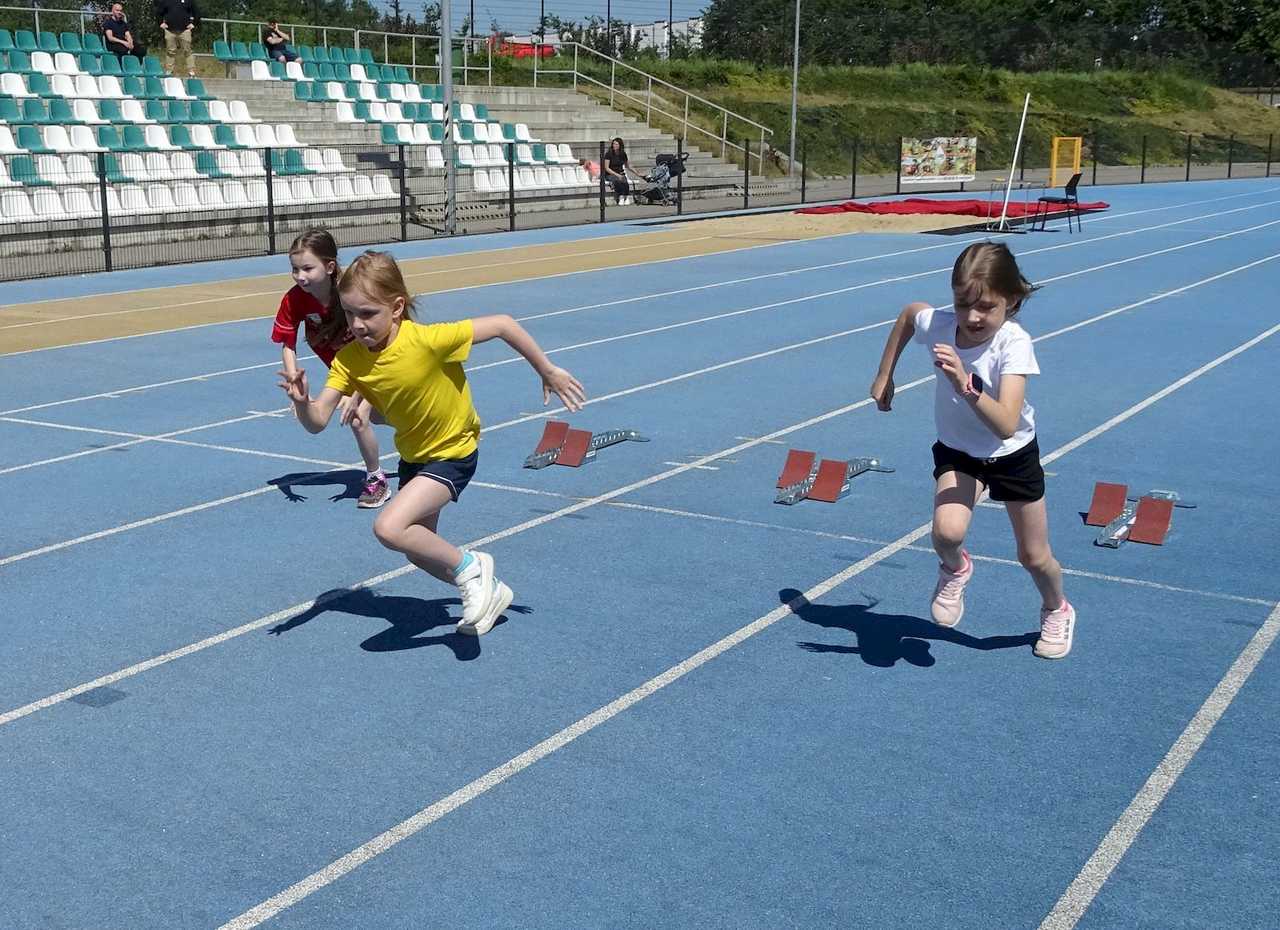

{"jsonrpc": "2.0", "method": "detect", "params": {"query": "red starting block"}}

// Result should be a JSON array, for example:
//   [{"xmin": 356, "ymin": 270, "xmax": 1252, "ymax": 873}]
[
  {"xmin": 1085, "ymin": 481, "xmax": 1128, "ymax": 526},
  {"xmin": 557, "ymin": 428, "xmax": 594, "ymax": 467},
  {"xmin": 523, "ymin": 422, "xmax": 650, "ymax": 469},
  {"xmin": 533, "ymin": 420, "xmax": 570, "ymax": 456},
  {"xmin": 1129, "ymin": 496, "xmax": 1175, "ymax": 546},
  {"xmin": 776, "ymin": 449, "xmax": 817, "ymax": 488},
  {"xmin": 806, "ymin": 459, "xmax": 850, "ymax": 503}
]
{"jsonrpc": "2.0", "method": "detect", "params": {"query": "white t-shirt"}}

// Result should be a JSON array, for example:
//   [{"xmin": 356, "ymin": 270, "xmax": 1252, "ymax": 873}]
[{"xmin": 912, "ymin": 305, "xmax": 1040, "ymax": 459}]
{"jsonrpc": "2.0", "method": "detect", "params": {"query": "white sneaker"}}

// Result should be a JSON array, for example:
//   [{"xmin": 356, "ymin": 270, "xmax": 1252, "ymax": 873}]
[
  {"xmin": 930, "ymin": 551, "xmax": 973, "ymax": 627},
  {"xmin": 1035, "ymin": 600, "xmax": 1076, "ymax": 659},
  {"xmin": 454, "ymin": 551, "xmax": 513, "ymax": 636}
]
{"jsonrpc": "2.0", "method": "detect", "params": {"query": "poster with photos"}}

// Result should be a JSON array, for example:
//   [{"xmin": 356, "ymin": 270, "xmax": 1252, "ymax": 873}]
[{"xmin": 900, "ymin": 136, "xmax": 978, "ymax": 183}]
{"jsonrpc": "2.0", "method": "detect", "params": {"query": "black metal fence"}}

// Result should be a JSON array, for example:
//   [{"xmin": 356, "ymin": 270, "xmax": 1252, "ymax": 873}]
[{"xmin": 0, "ymin": 128, "xmax": 1274, "ymax": 282}]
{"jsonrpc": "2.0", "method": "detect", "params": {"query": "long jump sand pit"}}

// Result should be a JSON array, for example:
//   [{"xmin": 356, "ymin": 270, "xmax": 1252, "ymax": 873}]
[{"xmin": 681, "ymin": 209, "xmax": 984, "ymax": 241}]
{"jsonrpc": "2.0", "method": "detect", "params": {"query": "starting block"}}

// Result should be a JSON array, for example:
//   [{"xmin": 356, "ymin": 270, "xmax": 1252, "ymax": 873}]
[
  {"xmin": 775, "ymin": 451, "xmax": 893, "ymax": 505},
  {"xmin": 523, "ymin": 420, "xmax": 649, "ymax": 469},
  {"xmin": 1084, "ymin": 481, "xmax": 1195, "ymax": 547}
]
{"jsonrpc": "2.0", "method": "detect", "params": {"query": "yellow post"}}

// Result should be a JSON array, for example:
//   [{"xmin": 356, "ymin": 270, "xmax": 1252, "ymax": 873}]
[{"xmin": 1051, "ymin": 136, "xmax": 1083, "ymax": 188}]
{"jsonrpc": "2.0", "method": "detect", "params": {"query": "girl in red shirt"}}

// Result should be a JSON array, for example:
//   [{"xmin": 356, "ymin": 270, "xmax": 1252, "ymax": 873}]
[{"xmin": 271, "ymin": 229, "xmax": 390, "ymax": 508}]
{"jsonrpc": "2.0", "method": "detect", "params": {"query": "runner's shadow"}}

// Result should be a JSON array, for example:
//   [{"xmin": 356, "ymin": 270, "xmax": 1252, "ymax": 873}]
[
  {"xmin": 782, "ymin": 588, "xmax": 1037, "ymax": 668},
  {"xmin": 268, "ymin": 587, "xmax": 531, "ymax": 660},
  {"xmin": 269, "ymin": 469, "xmax": 366, "ymax": 503}
]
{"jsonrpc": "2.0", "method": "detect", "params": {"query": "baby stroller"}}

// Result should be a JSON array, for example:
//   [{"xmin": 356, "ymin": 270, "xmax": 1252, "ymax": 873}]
[{"xmin": 636, "ymin": 152, "xmax": 689, "ymax": 205}]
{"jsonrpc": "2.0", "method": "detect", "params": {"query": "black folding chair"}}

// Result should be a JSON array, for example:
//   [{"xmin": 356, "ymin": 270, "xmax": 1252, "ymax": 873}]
[{"xmin": 1034, "ymin": 172, "xmax": 1082, "ymax": 233}]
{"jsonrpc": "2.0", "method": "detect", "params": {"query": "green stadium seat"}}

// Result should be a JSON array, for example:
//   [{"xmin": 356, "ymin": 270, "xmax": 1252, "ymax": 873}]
[
  {"xmin": 77, "ymin": 53, "xmax": 102, "ymax": 75},
  {"xmin": 142, "ymin": 76, "xmax": 166, "ymax": 99},
  {"xmin": 332, "ymin": 62, "xmax": 351, "ymax": 81},
  {"xmin": 95, "ymin": 125, "xmax": 126, "ymax": 151},
  {"xmin": 312, "ymin": 46, "xmax": 330, "ymax": 64},
  {"xmin": 21, "ymin": 99, "xmax": 51, "ymax": 125},
  {"xmin": 14, "ymin": 30, "xmax": 37, "ymax": 52},
  {"xmin": 121, "ymin": 76, "xmax": 145, "ymax": 97},
  {"xmin": 301, "ymin": 61, "xmax": 319, "ymax": 79},
  {"xmin": 169, "ymin": 124, "xmax": 201, "ymax": 150},
  {"xmin": 38, "ymin": 32, "xmax": 60, "ymax": 53},
  {"xmin": 0, "ymin": 98, "xmax": 21, "ymax": 122},
  {"xmin": 121, "ymin": 125, "xmax": 151, "ymax": 151},
  {"xmin": 121, "ymin": 54, "xmax": 143, "ymax": 76},
  {"xmin": 500, "ymin": 122, "xmax": 517, "ymax": 143},
  {"xmin": 83, "ymin": 34, "xmax": 104, "ymax": 54},
  {"xmin": 343, "ymin": 80, "xmax": 360, "ymax": 99},
  {"xmin": 268, "ymin": 60, "xmax": 286, "ymax": 80},
  {"xmin": 144, "ymin": 100, "xmax": 166, "ymax": 122},
  {"xmin": 97, "ymin": 99, "xmax": 124, "ymax": 122},
  {"xmin": 297, "ymin": 46, "xmax": 313, "ymax": 62},
  {"xmin": 16, "ymin": 125, "xmax": 49, "ymax": 152},
  {"xmin": 308, "ymin": 83, "xmax": 331, "ymax": 102},
  {"xmin": 214, "ymin": 124, "xmax": 244, "ymax": 148},
  {"xmin": 353, "ymin": 101, "xmax": 374, "ymax": 121},
  {"xmin": 230, "ymin": 41, "xmax": 250, "ymax": 62},
  {"xmin": 143, "ymin": 56, "xmax": 163, "ymax": 76},
  {"xmin": 393, "ymin": 65, "xmax": 410, "ymax": 83},
  {"xmin": 374, "ymin": 84, "xmax": 392, "ymax": 101},
  {"xmin": 195, "ymin": 150, "xmax": 229, "ymax": 178},
  {"xmin": 379, "ymin": 123, "xmax": 398, "ymax": 145},
  {"xmin": 286, "ymin": 148, "xmax": 314, "ymax": 174},
  {"xmin": 249, "ymin": 42, "xmax": 268, "ymax": 61},
  {"xmin": 362, "ymin": 63, "xmax": 381, "ymax": 81},
  {"xmin": 420, "ymin": 84, "xmax": 439, "ymax": 102},
  {"xmin": 167, "ymin": 101, "xmax": 191, "ymax": 122},
  {"xmin": 7, "ymin": 50, "xmax": 33, "ymax": 73},
  {"xmin": 11, "ymin": 155, "xmax": 51, "ymax": 186},
  {"xmin": 49, "ymin": 98, "xmax": 79, "ymax": 124},
  {"xmin": 0, "ymin": 30, "xmax": 12, "ymax": 52},
  {"xmin": 458, "ymin": 122, "xmax": 474, "ymax": 142},
  {"xmin": 99, "ymin": 54, "xmax": 123, "ymax": 77},
  {"xmin": 293, "ymin": 82, "xmax": 311, "ymax": 102},
  {"xmin": 531, "ymin": 143, "xmax": 547, "ymax": 162},
  {"xmin": 342, "ymin": 47, "xmax": 360, "ymax": 64},
  {"xmin": 189, "ymin": 100, "xmax": 212, "ymax": 122},
  {"xmin": 60, "ymin": 32, "xmax": 84, "ymax": 53},
  {"xmin": 213, "ymin": 40, "xmax": 233, "ymax": 61},
  {"xmin": 474, "ymin": 103, "xmax": 490, "ymax": 121},
  {"xmin": 428, "ymin": 123, "xmax": 445, "ymax": 143},
  {"xmin": 25, "ymin": 72, "xmax": 53, "ymax": 96},
  {"xmin": 316, "ymin": 63, "xmax": 335, "ymax": 81},
  {"xmin": 185, "ymin": 78, "xmax": 211, "ymax": 99},
  {"xmin": 359, "ymin": 47, "xmax": 374, "ymax": 66},
  {"xmin": 102, "ymin": 152, "xmax": 130, "ymax": 182}
]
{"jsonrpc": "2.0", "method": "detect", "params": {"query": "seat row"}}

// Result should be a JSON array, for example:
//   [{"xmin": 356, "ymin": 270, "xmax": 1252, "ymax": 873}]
[
  {"xmin": 0, "ymin": 121, "xmax": 297, "ymax": 154},
  {"xmin": 0, "ymin": 97, "xmax": 254, "ymax": 128},
  {"xmin": 215, "ymin": 41, "xmax": 377, "ymax": 67},
  {"xmin": 0, "ymin": 173, "xmax": 396, "ymax": 222},
  {"xmin": 253, "ymin": 59, "xmax": 414, "ymax": 86},
  {"xmin": 1, "ymin": 73, "xmax": 219, "ymax": 103},
  {"xmin": 375, "ymin": 119, "xmax": 541, "ymax": 145},
  {"xmin": 2, "ymin": 147, "xmax": 352, "ymax": 187},
  {"xmin": 2, "ymin": 49, "xmax": 165, "ymax": 79},
  {"xmin": 473, "ymin": 165, "xmax": 594, "ymax": 192},
  {"xmin": 1, "ymin": 28, "xmax": 108, "ymax": 55}
]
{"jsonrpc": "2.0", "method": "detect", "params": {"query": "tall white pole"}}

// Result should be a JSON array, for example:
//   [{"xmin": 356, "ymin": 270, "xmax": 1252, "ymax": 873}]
[
  {"xmin": 441, "ymin": 0, "xmax": 456, "ymax": 234},
  {"xmin": 998, "ymin": 92, "xmax": 1031, "ymax": 231},
  {"xmin": 788, "ymin": 0, "xmax": 801, "ymax": 176}
]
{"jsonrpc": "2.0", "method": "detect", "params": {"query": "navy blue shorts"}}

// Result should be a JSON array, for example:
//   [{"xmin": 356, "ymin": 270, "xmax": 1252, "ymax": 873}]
[
  {"xmin": 397, "ymin": 450, "xmax": 478, "ymax": 501},
  {"xmin": 932, "ymin": 437, "xmax": 1045, "ymax": 503}
]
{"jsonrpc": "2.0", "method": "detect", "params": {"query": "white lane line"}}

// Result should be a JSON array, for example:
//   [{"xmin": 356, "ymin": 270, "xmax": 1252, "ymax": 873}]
[
  {"xmin": 4, "ymin": 186, "xmax": 1275, "ymax": 363},
  {"xmin": 1037, "ymin": 599, "xmax": 1280, "ymax": 930},
  {"xmin": 662, "ymin": 462, "xmax": 720, "ymax": 471},
  {"xmin": 3, "ymin": 247, "xmax": 1277, "ymax": 569},
  {"xmin": 217, "ymin": 322, "xmax": 1280, "ymax": 930}
]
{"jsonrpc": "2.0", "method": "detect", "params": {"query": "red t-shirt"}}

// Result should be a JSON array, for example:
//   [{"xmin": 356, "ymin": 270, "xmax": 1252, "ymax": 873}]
[{"xmin": 269, "ymin": 285, "xmax": 351, "ymax": 366}]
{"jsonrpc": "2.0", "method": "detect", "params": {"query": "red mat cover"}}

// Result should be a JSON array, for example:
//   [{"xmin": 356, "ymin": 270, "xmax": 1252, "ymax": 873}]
[{"xmin": 796, "ymin": 198, "xmax": 1109, "ymax": 218}]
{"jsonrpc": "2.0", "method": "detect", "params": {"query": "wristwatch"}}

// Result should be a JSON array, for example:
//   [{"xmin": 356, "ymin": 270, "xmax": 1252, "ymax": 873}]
[{"xmin": 963, "ymin": 372, "xmax": 984, "ymax": 398}]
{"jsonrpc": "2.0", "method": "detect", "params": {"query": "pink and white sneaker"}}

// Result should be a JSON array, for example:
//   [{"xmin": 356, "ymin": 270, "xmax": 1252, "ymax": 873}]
[
  {"xmin": 930, "ymin": 551, "xmax": 973, "ymax": 628},
  {"xmin": 1035, "ymin": 600, "xmax": 1077, "ymax": 659},
  {"xmin": 357, "ymin": 471, "xmax": 391, "ymax": 509}
]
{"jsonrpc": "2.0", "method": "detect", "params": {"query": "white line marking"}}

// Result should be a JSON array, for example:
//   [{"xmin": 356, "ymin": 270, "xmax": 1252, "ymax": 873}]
[
  {"xmin": 1037, "ymin": 599, "xmax": 1280, "ymax": 930},
  {"xmin": 737, "ymin": 435, "xmax": 787, "ymax": 445},
  {"xmin": 218, "ymin": 325, "xmax": 1280, "ymax": 929},
  {"xmin": 662, "ymin": 462, "xmax": 720, "ymax": 471},
  {"xmin": 4, "ymin": 187, "xmax": 1275, "ymax": 360}
]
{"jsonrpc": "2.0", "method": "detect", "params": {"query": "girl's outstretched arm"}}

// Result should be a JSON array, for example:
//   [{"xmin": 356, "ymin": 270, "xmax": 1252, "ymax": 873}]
[
  {"xmin": 471, "ymin": 314, "xmax": 586, "ymax": 411},
  {"xmin": 278, "ymin": 368, "xmax": 344, "ymax": 433},
  {"xmin": 870, "ymin": 302, "xmax": 927, "ymax": 411}
]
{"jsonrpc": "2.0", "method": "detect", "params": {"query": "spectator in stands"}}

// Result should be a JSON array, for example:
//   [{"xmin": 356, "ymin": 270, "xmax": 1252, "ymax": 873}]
[
  {"xmin": 603, "ymin": 137, "xmax": 640, "ymax": 205},
  {"xmin": 155, "ymin": 0, "xmax": 200, "ymax": 76},
  {"xmin": 264, "ymin": 20, "xmax": 299, "ymax": 63},
  {"xmin": 102, "ymin": 4, "xmax": 146, "ymax": 60},
  {"xmin": 578, "ymin": 157, "xmax": 600, "ymax": 181}
]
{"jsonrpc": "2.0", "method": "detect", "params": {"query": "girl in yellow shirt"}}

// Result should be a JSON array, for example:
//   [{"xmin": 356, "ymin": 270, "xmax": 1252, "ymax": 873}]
[{"xmin": 280, "ymin": 251, "xmax": 586, "ymax": 636}]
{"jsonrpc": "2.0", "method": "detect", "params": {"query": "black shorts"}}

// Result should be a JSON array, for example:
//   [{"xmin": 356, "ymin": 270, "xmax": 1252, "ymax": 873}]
[
  {"xmin": 397, "ymin": 450, "xmax": 478, "ymax": 501},
  {"xmin": 932, "ymin": 437, "xmax": 1045, "ymax": 503}
]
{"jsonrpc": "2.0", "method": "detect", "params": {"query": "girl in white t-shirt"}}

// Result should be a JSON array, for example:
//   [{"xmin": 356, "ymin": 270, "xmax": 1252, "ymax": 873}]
[{"xmin": 869, "ymin": 242, "xmax": 1075, "ymax": 659}]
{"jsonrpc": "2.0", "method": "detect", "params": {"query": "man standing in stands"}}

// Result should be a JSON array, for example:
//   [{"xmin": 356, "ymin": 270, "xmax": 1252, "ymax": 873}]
[
  {"xmin": 155, "ymin": 0, "xmax": 200, "ymax": 76},
  {"xmin": 102, "ymin": 4, "xmax": 146, "ymax": 61}
]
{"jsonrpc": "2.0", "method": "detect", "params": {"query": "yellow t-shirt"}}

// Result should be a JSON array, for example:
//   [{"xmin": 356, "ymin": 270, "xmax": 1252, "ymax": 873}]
[{"xmin": 326, "ymin": 318, "xmax": 480, "ymax": 463}]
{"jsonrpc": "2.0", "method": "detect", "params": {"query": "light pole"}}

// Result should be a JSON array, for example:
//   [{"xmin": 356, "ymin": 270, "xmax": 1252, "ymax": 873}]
[{"xmin": 788, "ymin": 0, "xmax": 800, "ymax": 176}]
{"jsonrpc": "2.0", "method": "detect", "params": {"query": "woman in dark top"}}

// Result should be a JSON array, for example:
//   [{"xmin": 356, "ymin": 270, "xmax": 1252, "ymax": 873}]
[{"xmin": 603, "ymin": 137, "xmax": 640, "ymax": 205}]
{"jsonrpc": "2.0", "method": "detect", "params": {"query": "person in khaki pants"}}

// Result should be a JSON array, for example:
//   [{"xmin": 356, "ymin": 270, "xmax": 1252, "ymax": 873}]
[{"xmin": 154, "ymin": 0, "xmax": 200, "ymax": 75}]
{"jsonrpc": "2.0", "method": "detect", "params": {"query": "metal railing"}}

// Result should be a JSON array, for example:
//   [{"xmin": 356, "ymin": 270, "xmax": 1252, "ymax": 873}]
[{"xmin": 534, "ymin": 42, "xmax": 772, "ymax": 172}]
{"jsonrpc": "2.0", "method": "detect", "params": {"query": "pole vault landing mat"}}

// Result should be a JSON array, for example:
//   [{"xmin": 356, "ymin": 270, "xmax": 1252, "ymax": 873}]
[{"xmin": 795, "ymin": 198, "xmax": 1110, "ymax": 218}]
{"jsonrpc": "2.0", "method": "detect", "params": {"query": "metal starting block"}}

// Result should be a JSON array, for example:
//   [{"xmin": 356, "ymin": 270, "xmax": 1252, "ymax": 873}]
[
  {"xmin": 1084, "ymin": 481, "xmax": 1195, "ymax": 547},
  {"xmin": 523, "ymin": 420, "xmax": 649, "ymax": 469},
  {"xmin": 775, "ymin": 450, "xmax": 893, "ymax": 505}
]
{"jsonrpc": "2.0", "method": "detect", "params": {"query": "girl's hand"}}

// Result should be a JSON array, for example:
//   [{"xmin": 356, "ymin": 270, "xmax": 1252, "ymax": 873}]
[
  {"xmin": 932, "ymin": 344, "xmax": 968, "ymax": 393},
  {"xmin": 541, "ymin": 366, "xmax": 586, "ymax": 412},
  {"xmin": 339, "ymin": 393, "xmax": 373, "ymax": 428},
  {"xmin": 870, "ymin": 373, "xmax": 895, "ymax": 411},
  {"xmin": 278, "ymin": 368, "xmax": 309, "ymax": 403}
]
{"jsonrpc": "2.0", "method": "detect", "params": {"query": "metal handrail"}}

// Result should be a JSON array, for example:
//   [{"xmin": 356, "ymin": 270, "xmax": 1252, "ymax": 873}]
[{"xmin": 534, "ymin": 41, "xmax": 771, "ymax": 172}]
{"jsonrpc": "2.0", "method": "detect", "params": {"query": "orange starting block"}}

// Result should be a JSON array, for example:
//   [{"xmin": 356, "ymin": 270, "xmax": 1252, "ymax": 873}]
[
  {"xmin": 1086, "ymin": 481, "xmax": 1193, "ymax": 547},
  {"xmin": 524, "ymin": 420, "xmax": 650, "ymax": 469},
  {"xmin": 775, "ymin": 450, "xmax": 893, "ymax": 505}
]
